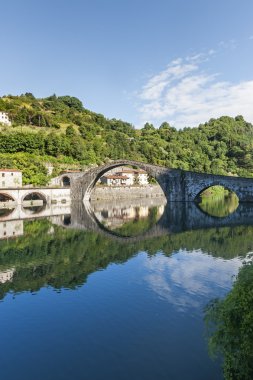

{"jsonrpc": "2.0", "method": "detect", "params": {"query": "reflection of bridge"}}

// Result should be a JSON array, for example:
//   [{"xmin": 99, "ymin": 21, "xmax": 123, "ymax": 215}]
[
  {"xmin": 64, "ymin": 201, "xmax": 253, "ymax": 243},
  {"xmin": 0, "ymin": 203, "xmax": 71, "ymax": 240},
  {"xmin": 1, "ymin": 199, "xmax": 253, "ymax": 243},
  {"xmin": 0, "ymin": 203, "xmax": 71, "ymax": 222},
  {"xmin": 70, "ymin": 160, "xmax": 253, "ymax": 202}
]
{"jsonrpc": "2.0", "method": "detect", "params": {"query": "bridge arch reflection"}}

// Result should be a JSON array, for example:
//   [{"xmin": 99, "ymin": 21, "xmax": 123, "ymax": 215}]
[
  {"xmin": 195, "ymin": 185, "xmax": 239, "ymax": 218},
  {"xmin": 68, "ymin": 200, "xmax": 253, "ymax": 243}
]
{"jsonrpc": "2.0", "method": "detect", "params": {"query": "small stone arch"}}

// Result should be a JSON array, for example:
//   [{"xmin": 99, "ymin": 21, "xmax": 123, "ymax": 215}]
[
  {"xmin": 21, "ymin": 191, "xmax": 47, "ymax": 205},
  {"xmin": 62, "ymin": 176, "xmax": 71, "ymax": 187},
  {"xmin": 21, "ymin": 191, "xmax": 47, "ymax": 215}
]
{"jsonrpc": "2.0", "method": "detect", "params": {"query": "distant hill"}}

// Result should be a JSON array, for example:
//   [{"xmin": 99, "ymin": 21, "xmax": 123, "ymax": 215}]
[{"xmin": 0, "ymin": 93, "xmax": 253, "ymax": 185}]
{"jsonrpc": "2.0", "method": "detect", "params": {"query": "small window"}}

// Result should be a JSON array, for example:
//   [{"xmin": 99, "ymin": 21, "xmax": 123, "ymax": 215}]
[
  {"xmin": 2, "ymin": 181, "xmax": 5, "ymax": 187},
  {"xmin": 3, "ymin": 231, "xmax": 6, "ymax": 236},
  {"xmin": 11, "ymin": 173, "xmax": 13, "ymax": 176},
  {"xmin": 2, "ymin": 173, "xmax": 5, "ymax": 177}
]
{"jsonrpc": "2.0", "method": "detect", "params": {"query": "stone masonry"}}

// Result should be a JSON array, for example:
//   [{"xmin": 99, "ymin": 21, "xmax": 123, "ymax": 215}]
[{"xmin": 70, "ymin": 160, "xmax": 253, "ymax": 202}]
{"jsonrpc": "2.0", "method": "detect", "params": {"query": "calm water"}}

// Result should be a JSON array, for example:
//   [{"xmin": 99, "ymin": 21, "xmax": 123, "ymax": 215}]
[{"xmin": 0, "ymin": 197, "xmax": 252, "ymax": 380}]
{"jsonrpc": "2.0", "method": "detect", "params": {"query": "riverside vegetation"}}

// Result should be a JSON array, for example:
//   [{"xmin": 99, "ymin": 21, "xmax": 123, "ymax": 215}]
[{"xmin": 0, "ymin": 93, "xmax": 253, "ymax": 185}]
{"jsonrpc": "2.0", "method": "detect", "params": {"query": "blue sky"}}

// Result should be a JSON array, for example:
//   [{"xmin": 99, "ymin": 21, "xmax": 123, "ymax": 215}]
[{"xmin": 1, "ymin": 0, "xmax": 253, "ymax": 128}]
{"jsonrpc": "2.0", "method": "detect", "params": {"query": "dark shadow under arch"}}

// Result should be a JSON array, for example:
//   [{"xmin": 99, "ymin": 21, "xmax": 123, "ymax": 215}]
[
  {"xmin": 0, "ymin": 193, "xmax": 15, "ymax": 202},
  {"xmin": 22, "ymin": 191, "xmax": 47, "ymax": 203},
  {"xmin": 62, "ymin": 176, "xmax": 71, "ymax": 187}
]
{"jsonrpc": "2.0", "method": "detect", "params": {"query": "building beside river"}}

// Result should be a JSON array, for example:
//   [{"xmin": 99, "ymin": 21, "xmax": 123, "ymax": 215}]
[
  {"xmin": 100, "ymin": 167, "xmax": 149, "ymax": 187},
  {"xmin": 100, "ymin": 175, "xmax": 131, "ymax": 186},
  {"xmin": 0, "ymin": 169, "xmax": 22, "ymax": 188}
]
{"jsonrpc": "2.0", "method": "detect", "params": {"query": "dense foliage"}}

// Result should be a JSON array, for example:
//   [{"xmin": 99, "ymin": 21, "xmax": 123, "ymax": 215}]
[
  {"xmin": 205, "ymin": 260, "xmax": 253, "ymax": 380},
  {"xmin": 0, "ymin": 93, "xmax": 253, "ymax": 184}
]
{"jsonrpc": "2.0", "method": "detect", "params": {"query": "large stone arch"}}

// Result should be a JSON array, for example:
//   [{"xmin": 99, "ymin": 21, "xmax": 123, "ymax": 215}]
[{"xmin": 71, "ymin": 160, "xmax": 175, "ymax": 202}]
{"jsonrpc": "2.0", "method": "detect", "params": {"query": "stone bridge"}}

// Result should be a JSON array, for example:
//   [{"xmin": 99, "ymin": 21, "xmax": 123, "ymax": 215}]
[
  {"xmin": 0, "ymin": 187, "xmax": 70, "ymax": 207},
  {"xmin": 70, "ymin": 160, "xmax": 253, "ymax": 202}
]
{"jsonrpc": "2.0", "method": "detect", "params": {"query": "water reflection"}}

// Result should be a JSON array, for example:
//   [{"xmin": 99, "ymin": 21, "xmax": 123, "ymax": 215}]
[
  {"xmin": 22, "ymin": 204, "xmax": 46, "ymax": 215},
  {"xmin": 145, "ymin": 251, "xmax": 241, "ymax": 311},
  {"xmin": 198, "ymin": 192, "xmax": 239, "ymax": 217},
  {"xmin": 0, "ymin": 199, "xmax": 253, "ymax": 379},
  {"xmin": 91, "ymin": 198, "xmax": 166, "ymax": 237},
  {"xmin": 1, "ymin": 209, "xmax": 253, "ymax": 300},
  {"xmin": 0, "ymin": 207, "xmax": 15, "ymax": 218}
]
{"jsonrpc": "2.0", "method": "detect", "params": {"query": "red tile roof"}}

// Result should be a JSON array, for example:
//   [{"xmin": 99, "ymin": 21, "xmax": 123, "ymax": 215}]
[
  {"xmin": 61, "ymin": 170, "xmax": 81, "ymax": 174},
  {"xmin": 105, "ymin": 175, "xmax": 129, "ymax": 179},
  {"xmin": 0, "ymin": 168, "xmax": 21, "ymax": 172},
  {"xmin": 119, "ymin": 169, "xmax": 147, "ymax": 174}
]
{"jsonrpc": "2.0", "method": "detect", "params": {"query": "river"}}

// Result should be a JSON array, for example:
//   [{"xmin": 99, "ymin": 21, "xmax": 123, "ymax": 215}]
[{"xmin": 0, "ymin": 196, "xmax": 252, "ymax": 380}]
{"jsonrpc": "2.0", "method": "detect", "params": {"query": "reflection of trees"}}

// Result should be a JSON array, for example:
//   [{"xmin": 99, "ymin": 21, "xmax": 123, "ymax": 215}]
[
  {"xmin": 198, "ymin": 192, "xmax": 239, "ymax": 218},
  {"xmin": 113, "ymin": 207, "xmax": 160, "ymax": 237},
  {"xmin": 1, "ymin": 220, "xmax": 253, "ymax": 299},
  {"xmin": 205, "ymin": 262, "xmax": 253, "ymax": 380}
]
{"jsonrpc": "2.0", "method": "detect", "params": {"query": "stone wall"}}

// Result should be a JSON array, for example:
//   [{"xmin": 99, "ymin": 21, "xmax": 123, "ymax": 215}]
[{"xmin": 90, "ymin": 185, "xmax": 165, "ymax": 200}]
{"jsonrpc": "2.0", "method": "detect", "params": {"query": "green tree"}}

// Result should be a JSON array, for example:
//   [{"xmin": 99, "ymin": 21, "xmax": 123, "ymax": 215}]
[{"xmin": 205, "ymin": 261, "xmax": 253, "ymax": 380}]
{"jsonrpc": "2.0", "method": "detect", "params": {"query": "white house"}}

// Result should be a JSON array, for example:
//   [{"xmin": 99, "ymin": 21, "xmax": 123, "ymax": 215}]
[
  {"xmin": 0, "ymin": 169, "xmax": 22, "ymax": 188},
  {"xmin": 115, "ymin": 169, "xmax": 135, "ymax": 185},
  {"xmin": 100, "ymin": 175, "xmax": 130, "ymax": 186},
  {"xmin": 0, "ymin": 112, "xmax": 11, "ymax": 126},
  {"xmin": 116, "ymin": 168, "xmax": 149, "ymax": 186},
  {"xmin": 137, "ymin": 170, "xmax": 149, "ymax": 185}
]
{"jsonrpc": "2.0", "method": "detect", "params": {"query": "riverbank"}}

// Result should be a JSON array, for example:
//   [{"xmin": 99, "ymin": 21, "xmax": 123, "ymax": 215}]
[{"xmin": 90, "ymin": 185, "xmax": 165, "ymax": 201}]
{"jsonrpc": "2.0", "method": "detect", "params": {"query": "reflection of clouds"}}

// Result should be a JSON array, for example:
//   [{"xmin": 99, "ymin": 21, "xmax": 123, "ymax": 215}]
[{"xmin": 144, "ymin": 250, "xmax": 243, "ymax": 312}]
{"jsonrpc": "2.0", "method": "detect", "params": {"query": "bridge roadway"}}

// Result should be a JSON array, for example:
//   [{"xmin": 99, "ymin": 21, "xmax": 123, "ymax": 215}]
[
  {"xmin": 0, "ymin": 203, "xmax": 71, "ymax": 222},
  {"xmin": 69, "ymin": 159, "xmax": 253, "ymax": 202}
]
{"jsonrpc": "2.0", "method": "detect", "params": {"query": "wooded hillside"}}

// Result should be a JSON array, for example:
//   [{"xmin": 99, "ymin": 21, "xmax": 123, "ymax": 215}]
[{"xmin": 0, "ymin": 93, "xmax": 252, "ymax": 184}]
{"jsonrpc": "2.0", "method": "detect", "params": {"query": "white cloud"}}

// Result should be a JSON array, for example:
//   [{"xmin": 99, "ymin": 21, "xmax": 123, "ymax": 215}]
[
  {"xmin": 137, "ymin": 51, "xmax": 253, "ymax": 128},
  {"xmin": 249, "ymin": 35, "xmax": 253, "ymax": 40},
  {"xmin": 144, "ymin": 250, "xmax": 242, "ymax": 312}
]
